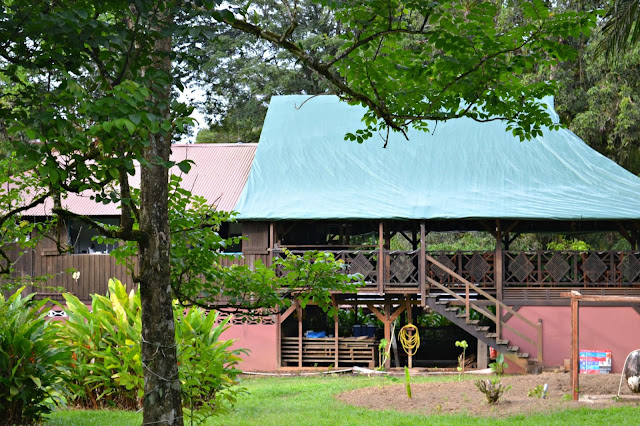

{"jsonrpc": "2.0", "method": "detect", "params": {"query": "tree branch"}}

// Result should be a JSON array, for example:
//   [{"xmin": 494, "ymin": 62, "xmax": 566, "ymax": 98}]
[{"xmin": 52, "ymin": 207, "xmax": 146, "ymax": 243}]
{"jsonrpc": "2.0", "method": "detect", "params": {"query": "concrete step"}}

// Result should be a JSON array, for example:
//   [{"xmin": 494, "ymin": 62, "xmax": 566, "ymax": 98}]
[{"xmin": 496, "ymin": 339, "xmax": 509, "ymax": 346}]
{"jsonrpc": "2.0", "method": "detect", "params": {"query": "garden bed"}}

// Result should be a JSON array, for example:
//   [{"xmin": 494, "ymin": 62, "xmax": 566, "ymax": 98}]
[{"xmin": 337, "ymin": 372, "xmax": 640, "ymax": 417}]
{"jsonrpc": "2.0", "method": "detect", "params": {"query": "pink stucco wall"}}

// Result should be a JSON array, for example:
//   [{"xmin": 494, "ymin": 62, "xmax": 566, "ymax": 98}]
[
  {"xmin": 504, "ymin": 306, "xmax": 640, "ymax": 373},
  {"xmin": 222, "ymin": 323, "xmax": 278, "ymax": 372}
]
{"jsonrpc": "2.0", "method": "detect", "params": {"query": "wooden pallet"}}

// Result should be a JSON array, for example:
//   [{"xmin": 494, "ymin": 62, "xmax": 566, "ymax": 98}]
[{"xmin": 281, "ymin": 337, "xmax": 376, "ymax": 367}]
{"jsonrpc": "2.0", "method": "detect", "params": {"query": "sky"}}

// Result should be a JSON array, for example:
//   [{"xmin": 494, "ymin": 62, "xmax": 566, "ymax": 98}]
[{"xmin": 178, "ymin": 83, "xmax": 208, "ymax": 144}]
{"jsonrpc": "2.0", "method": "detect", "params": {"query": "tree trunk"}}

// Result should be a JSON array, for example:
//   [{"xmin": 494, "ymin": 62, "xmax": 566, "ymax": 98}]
[{"xmin": 139, "ymin": 32, "xmax": 183, "ymax": 425}]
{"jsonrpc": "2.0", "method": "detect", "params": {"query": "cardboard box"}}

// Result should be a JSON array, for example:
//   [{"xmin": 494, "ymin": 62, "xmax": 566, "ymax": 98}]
[{"xmin": 579, "ymin": 350, "xmax": 612, "ymax": 374}]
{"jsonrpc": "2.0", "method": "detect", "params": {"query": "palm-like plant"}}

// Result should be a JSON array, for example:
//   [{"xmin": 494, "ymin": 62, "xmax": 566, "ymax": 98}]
[{"xmin": 600, "ymin": 0, "xmax": 640, "ymax": 57}]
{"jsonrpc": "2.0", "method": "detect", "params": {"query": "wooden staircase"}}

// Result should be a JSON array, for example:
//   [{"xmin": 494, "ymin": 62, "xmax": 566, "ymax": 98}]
[
  {"xmin": 425, "ymin": 294, "xmax": 536, "ymax": 373},
  {"xmin": 425, "ymin": 255, "xmax": 543, "ymax": 373}
]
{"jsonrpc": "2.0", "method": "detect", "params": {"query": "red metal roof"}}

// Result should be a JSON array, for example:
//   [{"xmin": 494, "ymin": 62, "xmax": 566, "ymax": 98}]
[
  {"xmin": 22, "ymin": 143, "xmax": 257, "ymax": 216},
  {"xmin": 169, "ymin": 143, "xmax": 257, "ymax": 212}
]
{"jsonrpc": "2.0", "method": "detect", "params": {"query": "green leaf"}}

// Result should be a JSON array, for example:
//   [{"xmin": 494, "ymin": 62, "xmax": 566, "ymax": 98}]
[
  {"xmin": 30, "ymin": 375, "xmax": 42, "ymax": 388},
  {"xmin": 177, "ymin": 160, "xmax": 192, "ymax": 173},
  {"xmin": 123, "ymin": 119, "xmax": 135, "ymax": 135}
]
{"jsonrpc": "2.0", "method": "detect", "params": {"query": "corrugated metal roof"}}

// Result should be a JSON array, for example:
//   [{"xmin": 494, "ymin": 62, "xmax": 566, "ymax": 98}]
[
  {"xmin": 169, "ymin": 143, "xmax": 257, "ymax": 212},
  {"xmin": 23, "ymin": 143, "xmax": 257, "ymax": 216}
]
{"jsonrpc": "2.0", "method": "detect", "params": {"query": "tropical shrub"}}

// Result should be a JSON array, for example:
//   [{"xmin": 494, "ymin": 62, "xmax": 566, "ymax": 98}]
[
  {"xmin": 546, "ymin": 237, "xmax": 592, "ymax": 251},
  {"xmin": 58, "ymin": 278, "xmax": 246, "ymax": 418},
  {"xmin": 0, "ymin": 288, "xmax": 69, "ymax": 425},
  {"xmin": 58, "ymin": 278, "xmax": 143, "ymax": 409},
  {"xmin": 177, "ymin": 307, "xmax": 246, "ymax": 422}
]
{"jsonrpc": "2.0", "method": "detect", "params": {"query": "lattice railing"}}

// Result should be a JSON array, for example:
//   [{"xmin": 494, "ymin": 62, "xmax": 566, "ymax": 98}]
[
  {"xmin": 274, "ymin": 250, "xmax": 379, "ymax": 290},
  {"xmin": 426, "ymin": 251, "xmax": 496, "ymax": 288},
  {"xmin": 274, "ymin": 249, "xmax": 640, "ymax": 293},
  {"xmin": 385, "ymin": 250, "xmax": 420, "ymax": 288},
  {"xmin": 337, "ymin": 250, "xmax": 379, "ymax": 290},
  {"xmin": 504, "ymin": 250, "xmax": 640, "ymax": 287}
]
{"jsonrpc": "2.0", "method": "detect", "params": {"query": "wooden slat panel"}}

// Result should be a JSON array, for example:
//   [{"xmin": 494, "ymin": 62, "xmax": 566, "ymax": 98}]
[
  {"xmin": 9, "ymin": 254, "xmax": 137, "ymax": 302},
  {"xmin": 242, "ymin": 222, "xmax": 269, "ymax": 254},
  {"xmin": 281, "ymin": 337, "xmax": 376, "ymax": 365}
]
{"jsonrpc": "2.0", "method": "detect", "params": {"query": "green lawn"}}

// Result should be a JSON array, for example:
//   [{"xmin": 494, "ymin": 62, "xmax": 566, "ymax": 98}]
[{"xmin": 47, "ymin": 374, "xmax": 640, "ymax": 425}]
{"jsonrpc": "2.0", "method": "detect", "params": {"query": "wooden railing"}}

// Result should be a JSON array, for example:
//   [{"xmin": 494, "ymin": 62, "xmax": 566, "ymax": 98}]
[
  {"xmin": 504, "ymin": 250, "xmax": 640, "ymax": 287},
  {"xmin": 276, "ymin": 249, "xmax": 640, "ymax": 293},
  {"xmin": 426, "ymin": 255, "xmax": 543, "ymax": 363},
  {"xmin": 15, "ymin": 248, "xmax": 640, "ymax": 303}
]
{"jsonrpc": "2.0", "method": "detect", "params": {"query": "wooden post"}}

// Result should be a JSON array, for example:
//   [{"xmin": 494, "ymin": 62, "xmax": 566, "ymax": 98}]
[
  {"xmin": 332, "ymin": 296, "xmax": 339, "ymax": 367},
  {"xmin": 369, "ymin": 301, "xmax": 406, "ymax": 370},
  {"xmin": 496, "ymin": 304, "xmax": 501, "ymax": 341},
  {"xmin": 571, "ymin": 295, "xmax": 579, "ymax": 401},
  {"xmin": 353, "ymin": 303, "xmax": 358, "ymax": 327},
  {"xmin": 276, "ymin": 313, "xmax": 281, "ymax": 368},
  {"xmin": 495, "ymin": 220, "xmax": 503, "ymax": 339},
  {"xmin": 477, "ymin": 340, "xmax": 488, "ymax": 369},
  {"xmin": 465, "ymin": 281, "xmax": 470, "ymax": 322},
  {"xmin": 297, "ymin": 302, "xmax": 303, "ymax": 368},
  {"xmin": 384, "ymin": 302, "xmax": 391, "ymax": 370},
  {"xmin": 419, "ymin": 222, "xmax": 426, "ymax": 306},
  {"xmin": 384, "ymin": 223, "xmax": 391, "ymax": 284},
  {"xmin": 495, "ymin": 220, "xmax": 503, "ymax": 302},
  {"xmin": 537, "ymin": 319, "xmax": 544, "ymax": 365},
  {"xmin": 269, "ymin": 222, "xmax": 274, "ymax": 249},
  {"xmin": 268, "ymin": 222, "xmax": 275, "ymax": 267},
  {"xmin": 406, "ymin": 295, "xmax": 413, "ymax": 369},
  {"xmin": 378, "ymin": 221, "xmax": 384, "ymax": 294},
  {"xmin": 561, "ymin": 292, "xmax": 640, "ymax": 401}
]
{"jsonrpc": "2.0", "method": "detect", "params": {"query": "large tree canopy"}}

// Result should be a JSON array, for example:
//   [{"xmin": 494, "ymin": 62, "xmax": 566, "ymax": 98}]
[
  {"xmin": 195, "ymin": 0, "xmax": 335, "ymax": 143},
  {"xmin": 201, "ymin": 0, "xmax": 640, "ymax": 178},
  {"xmin": 208, "ymin": 0, "xmax": 596, "ymax": 144},
  {"xmin": 512, "ymin": 0, "xmax": 640, "ymax": 176},
  {"xmin": 0, "ymin": 1, "xmax": 596, "ymax": 424}
]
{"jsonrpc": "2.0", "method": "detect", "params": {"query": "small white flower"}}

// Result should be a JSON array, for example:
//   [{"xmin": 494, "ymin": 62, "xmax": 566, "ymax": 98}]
[{"xmin": 72, "ymin": 271, "xmax": 81, "ymax": 281}]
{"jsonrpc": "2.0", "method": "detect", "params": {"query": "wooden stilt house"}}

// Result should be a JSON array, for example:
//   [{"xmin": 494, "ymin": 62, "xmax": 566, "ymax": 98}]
[
  {"xmin": 230, "ymin": 95, "xmax": 640, "ymax": 373},
  {"xmin": 8, "ymin": 95, "xmax": 640, "ymax": 373}
]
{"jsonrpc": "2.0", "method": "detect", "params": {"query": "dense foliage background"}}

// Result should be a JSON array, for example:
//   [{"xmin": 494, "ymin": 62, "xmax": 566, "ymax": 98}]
[{"xmin": 196, "ymin": 1, "xmax": 640, "ymax": 179}]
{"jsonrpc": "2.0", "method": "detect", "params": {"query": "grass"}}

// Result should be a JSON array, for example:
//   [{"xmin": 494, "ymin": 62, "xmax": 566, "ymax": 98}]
[
  {"xmin": 47, "ymin": 374, "xmax": 640, "ymax": 425},
  {"xmin": 45, "ymin": 409, "xmax": 141, "ymax": 426}
]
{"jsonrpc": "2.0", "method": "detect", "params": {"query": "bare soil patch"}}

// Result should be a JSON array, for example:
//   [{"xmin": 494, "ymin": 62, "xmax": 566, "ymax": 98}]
[{"xmin": 338, "ymin": 372, "xmax": 640, "ymax": 417}]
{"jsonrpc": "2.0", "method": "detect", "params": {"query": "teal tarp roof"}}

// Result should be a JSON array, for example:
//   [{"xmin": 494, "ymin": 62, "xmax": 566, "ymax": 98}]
[{"xmin": 235, "ymin": 95, "xmax": 640, "ymax": 221}]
